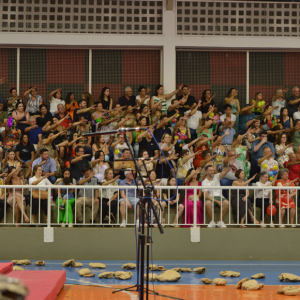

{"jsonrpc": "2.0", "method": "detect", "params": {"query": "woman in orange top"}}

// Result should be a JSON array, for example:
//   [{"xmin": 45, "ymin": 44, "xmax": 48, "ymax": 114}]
[
  {"xmin": 275, "ymin": 168, "xmax": 298, "ymax": 227},
  {"xmin": 65, "ymin": 92, "xmax": 79, "ymax": 121},
  {"xmin": 193, "ymin": 135, "xmax": 218, "ymax": 168}
]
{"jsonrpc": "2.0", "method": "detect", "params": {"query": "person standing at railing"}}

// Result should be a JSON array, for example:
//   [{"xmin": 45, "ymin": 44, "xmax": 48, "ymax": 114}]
[
  {"xmin": 255, "ymin": 172, "xmax": 278, "ymax": 228},
  {"xmin": 232, "ymin": 170, "xmax": 259, "ymax": 228},
  {"xmin": 5, "ymin": 165, "xmax": 29, "ymax": 227},
  {"xmin": 28, "ymin": 165, "xmax": 52, "ymax": 225},
  {"xmin": 76, "ymin": 166, "xmax": 99, "ymax": 224},
  {"xmin": 202, "ymin": 157, "xmax": 235, "ymax": 228},
  {"xmin": 181, "ymin": 167, "xmax": 203, "ymax": 228},
  {"xmin": 119, "ymin": 170, "xmax": 139, "ymax": 228},
  {"xmin": 250, "ymin": 131, "xmax": 276, "ymax": 183},
  {"xmin": 275, "ymin": 168, "xmax": 298, "ymax": 228},
  {"xmin": 32, "ymin": 148, "xmax": 57, "ymax": 184}
]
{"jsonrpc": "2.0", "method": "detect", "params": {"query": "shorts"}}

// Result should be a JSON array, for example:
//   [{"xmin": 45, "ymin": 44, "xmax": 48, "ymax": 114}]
[
  {"xmin": 22, "ymin": 160, "xmax": 31, "ymax": 164},
  {"xmin": 119, "ymin": 196, "xmax": 138, "ymax": 207},
  {"xmin": 205, "ymin": 196, "xmax": 228, "ymax": 207}
]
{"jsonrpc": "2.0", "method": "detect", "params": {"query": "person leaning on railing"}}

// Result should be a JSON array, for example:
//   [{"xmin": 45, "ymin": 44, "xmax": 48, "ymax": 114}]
[{"xmin": 76, "ymin": 166, "xmax": 99, "ymax": 224}]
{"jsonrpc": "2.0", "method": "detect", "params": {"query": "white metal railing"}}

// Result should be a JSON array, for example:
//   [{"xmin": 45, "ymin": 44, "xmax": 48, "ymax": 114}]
[{"xmin": 0, "ymin": 185, "xmax": 299, "ymax": 227}]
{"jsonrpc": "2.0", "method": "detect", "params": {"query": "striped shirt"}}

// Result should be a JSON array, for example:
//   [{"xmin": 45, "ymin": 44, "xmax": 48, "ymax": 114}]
[
  {"xmin": 26, "ymin": 94, "xmax": 43, "ymax": 113},
  {"xmin": 153, "ymin": 96, "xmax": 167, "ymax": 114}
]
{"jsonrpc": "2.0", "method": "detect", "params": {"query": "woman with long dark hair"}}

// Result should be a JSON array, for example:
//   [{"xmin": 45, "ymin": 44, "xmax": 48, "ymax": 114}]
[
  {"xmin": 201, "ymin": 89, "xmax": 217, "ymax": 113},
  {"xmin": 11, "ymin": 102, "xmax": 29, "ymax": 134},
  {"xmin": 65, "ymin": 92, "xmax": 79, "ymax": 121},
  {"xmin": 48, "ymin": 88, "xmax": 65, "ymax": 116},
  {"xmin": 99, "ymin": 87, "xmax": 113, "ymax": 111}
]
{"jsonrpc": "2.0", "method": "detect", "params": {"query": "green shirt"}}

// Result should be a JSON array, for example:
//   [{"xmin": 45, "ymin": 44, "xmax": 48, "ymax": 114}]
[
  {"xmin": 252, "ymin": 100, "xmax": 265, "ymax": 113},
  {"xmin": 0, "ymin": 111, "xmax": 8, "ymax": 125}
]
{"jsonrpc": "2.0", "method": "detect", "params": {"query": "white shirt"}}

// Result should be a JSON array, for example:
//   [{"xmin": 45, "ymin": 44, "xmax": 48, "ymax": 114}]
[
  {"xmin": 255, "ymin": 181, "xmax": 272, "ymax": 199},
  {"xmin": 293, "ymin": 111, "xmax": 300, "ymax": 120},
  {"xmin": 259, "ymin": 159, "xmax": 278, "ymax": 173},
  {"xmin": 136, "ymin": 95, "xmax": 150, "ymax": 110},
  {"xmin": 98, "ymin": 123, "xmax": 114, "ymax": 143},
  {"xmin": 186, "ymin": 110, "xmax": 202, "ymax": 130},
  {"xmin": 29, "ymin": 176, "xmax": 52, "ymax": 191},
  {"xmin": 202, "ymin": 173, "xmax": 222, "ymax": 198},
  {"xmin": 50, "ymin": 97, "xmax": 65, "ymax": 113},
  {"xmin": 114, "ymin": 143, "xmax": 133, "ymax": 160},
  {"xmin": 220, "ymin": 113, "xmax": 236, "ymax": 123},
  {"xmin": 272, "ymin": 98, "xmax": 286, "ymax": 116}
]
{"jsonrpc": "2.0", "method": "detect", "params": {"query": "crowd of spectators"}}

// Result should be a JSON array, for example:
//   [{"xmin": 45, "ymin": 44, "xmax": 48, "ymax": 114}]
[{"xmin": 0, "ymin": 81, "xmax": 299, "ymax": 229}]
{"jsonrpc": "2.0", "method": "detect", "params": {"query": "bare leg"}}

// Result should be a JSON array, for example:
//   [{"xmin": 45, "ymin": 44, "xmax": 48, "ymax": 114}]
[
  {"xmin": 290, "ymin": 207, "xmax": 296, "ymax": 224},
  {"xmin": 240, "ymin": 215, "xmax": 247, "ymax": 228},
  {"xmin": 172, "ymin": 204, "xmax": 184, "ymax": 224},
  {"xmin": 120, "ymin": 200, "xmax": 132, "ymax": 222},
  {"xmin": 160, "ymin": 202, "xmax": 167, "ymax": 220},
  {"xmin": 15, "ymin": 197, "xmax": 29, "ymax": 223},
  {"xmin": 31, "ymin": 214, "xmax": 35, "ymax": 223},
  {"xmin": 24, "ymin": 161, "xmax": 32, "ymax": 178},
  {"xmin": 14, "ymin": 203, "xmax": 20, "ymax": 227},
  {"xmin": 280, "ymin": 208, "xmax": 286, "ymax": 224},
  {"xmin": 205, "ymin": 200, "xmax": 213, "ymax": 221},
  {"xmin": 220, "ymin": 200, "xmax": 229, "ymax": 221}
]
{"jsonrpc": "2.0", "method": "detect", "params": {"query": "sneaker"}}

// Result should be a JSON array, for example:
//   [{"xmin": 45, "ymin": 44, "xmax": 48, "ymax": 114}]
[
  {"xmin": 260, "ymin": 223, "xmax": 267, "ymax": 228},
  {"xmin": 207, "ymin": 220, "xmax": 216, "ymax": 228},
  {"xmin": 217, "ymin": 221, "xmax": 227, "ymax": 228},
  {"xmin": 61, "ymin": 223, "xmax": 65, "ymax": 228},
  {"xmin": 270, "ymin": 224, "xmax": 275, "ymax": 228},
  {"xmin": 59, "ymin": 205, "xmax": 65, "ymax": 210},
  {"xmin": 291, "ymin": 224, "xmax": 296, "ymax": 228},
  {"xmin": 51, "ymin": 202, "xmax": 56, "ymax": 207},
  {"xmin": 279, "ymin": 224, "xmax": 285, "ymax": 228},
  {"xmin": 68, "ymin": 223, "xmax": 73, "ymax": 228},
  {"xmin": 120, "ymin": 220, "xmax": 126, "ymax": 228},
  {"xmin": 136, "ymin": 220, "xmax": 139, "ymax": 227}
]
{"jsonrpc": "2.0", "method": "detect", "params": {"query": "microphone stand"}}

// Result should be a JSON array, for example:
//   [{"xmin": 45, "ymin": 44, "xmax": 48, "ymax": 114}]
[{"xmin": 112, "ymin": 134, "xmax": 183, "ymax": 300}]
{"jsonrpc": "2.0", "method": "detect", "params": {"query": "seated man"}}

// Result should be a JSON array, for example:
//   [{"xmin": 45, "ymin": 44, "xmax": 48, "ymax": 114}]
[
  {"xmin": 202, "ymin": 158, "xmax": 234, "ymax": 228},
  {"xmin": 220, "ymin": 151, "xmax": 244, "ymax": 199},
  {"xmin": 218, "ymin": 117, "xmax": 235, "ymax": 150},
  {"xmin": 76, "ymin": 166, "xmax": 99, "ymax": 224},
  {"xmin": 54, "ymin": 104, "xmax": 73, "ymax": 129},
  {"xmin": 32, "ymin": 148, "xmax": 57, "ymax": 184},
  {"xmin": 137, "ymin": 128, "xmax": 159, "ymax": 158},
  {"xmin": 114, "ymin": 148, "xmax": 136, "ymax": 180},
  {"xmin": 284, "ymin": 153, "xmax": 300, "ymax": 185},
  {"xmin": 220, "ymin": 104, "xmax": 236, "ymax": 128},
  {"xmin": 24, "ymin": 117, "xmax": 42, "ymax": 153},
  {"xmin": 167, "ymin": 98, "xmax": 185, "ymax": 118},
  {"xmin": 70, "ymin": 146, "xmax": 90, "ymax": 182},
  {"xmin": 238, "ymin": 104, "xmax": 256, "ymax": 134},
  {"xmin": 185, "ymin": 100, "xmax": 202, "ymax": 140},
  {"xmin": 258, "ymin": 147, "xmax": 278, "ymax": 173},
  {"xmin": 119, "ymin": 170, "xmax": 139, "ymax": 228},
  {"xmin": 250, "ymin": 131, "xmax": 275, "ymax": 183},
  {"xmin": 293, "ymin": 102, "xmax": 300, "ymax": 120},
  {"xmin": 154, "ymin": 115, "xmax": 174, "ymax": 142},
  {"xmin": 155, "ymin": 150, "xmax": 178, "ymax": 179}
]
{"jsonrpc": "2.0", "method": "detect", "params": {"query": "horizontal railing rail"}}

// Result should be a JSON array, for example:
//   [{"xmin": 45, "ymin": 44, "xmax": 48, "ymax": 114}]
[{"xmin": 0, "ymin": 185, "xmax": 299, "ymax": 228}]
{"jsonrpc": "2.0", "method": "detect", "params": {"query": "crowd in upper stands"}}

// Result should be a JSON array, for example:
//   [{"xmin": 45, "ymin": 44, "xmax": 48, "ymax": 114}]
[{"xmin": 0, "ymin": 78, "xmax": 299, "ymax": 229}]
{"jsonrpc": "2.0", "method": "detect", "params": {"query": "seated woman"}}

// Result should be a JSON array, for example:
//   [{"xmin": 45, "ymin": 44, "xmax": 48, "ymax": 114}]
[
  {"xmin": 159, "ymin": 133, "xmax": 176, "ymax": 156},
  {"xmin": 65, "ymin": 92, "xmax": 79, "ymax": 121},
  {"xmin": 24, "ymin": 86, "xmax": 43, "ymax": 116},
  {"xmin": 5, "ymin": 165, "xmax": 29, "ymax": 226},
  {"xmin": 137, "ymin": 150, "xmax": 154, "ymax": 178},
  {"xmin": 255, "ymin": 172, "xmax": 278, "ymax": 228},
  {"xmin": 275, "ymin": 168, "xmax": 298, "ymax": 228},
  {"xmin": 91, "ymin": 150, "xmax": 110, "ymax": 183},
  {"xmin": 275, "ymin": 133, "xmax": 294, "ymax": 169},
  {"xmin": 82, "ymin": 91, "xmax": 94, "ymax": 108},
  {"xmin": 136, "ymin": 104, "xmax": 151, "ymax": 126},
  {"xmin": 100, "ymin": 168, "xmax": 120, "ymax": 224},
  {"xmin": 56, "ymin": 176, "xmax": 75, "ymax": 228},
  {"xmin": 123, "ymin": 105, "xmax": 138, "ymax": 128},
  {"xmin": 2, "ymin": 149, "xmax": 20, "ymax": 173},
  {"xmin": 29, "ymin": 165, "xmax": 52, "ymax": 224},
  {"xmin": 15, "ymin": 134, "xmax": 35, "ymax": 179},
  {"xmin": 92, "ymin": 135, "xmax": 109, "ymax": 160},
  {"xmin": 133, "ymin": 116, "xmax": 148, "ymax": 158},
  {"xmin": 32, "ymin": 104, "xmax": 53, "ymax": 132},
  {"xmin": 11, "ymin": 102, "xmax": 29, "ymax": 134},
  {"xmin": 181, "ymin": 168, "xmax": 203, "ymax": 227},
  {"xmin": 177, "ymin": 149, "xmax": 201, "ymax": 183},
  {"xmin": 232, "ymin": 170, "xmax": 259, "ymax": 228},
  {"xmin": 278, "ymin": 107, "xmax": 293, "ymax": 130},
  {"xmin": 212, "ymin": 137, "xmax": 228, "ymax": 173},
  {"xmin": 163, "ymin": 175, "xmax": 185, "ymax": 228},
  {"xmin": 3, "ymin": 120, "xmax": 22, "ymax": 153}
]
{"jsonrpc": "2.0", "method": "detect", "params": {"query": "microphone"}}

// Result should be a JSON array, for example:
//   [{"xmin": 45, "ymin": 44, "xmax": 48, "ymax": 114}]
[{"xmin": 82, "ymin": 127, "xmax": 147, "ymax": 137}]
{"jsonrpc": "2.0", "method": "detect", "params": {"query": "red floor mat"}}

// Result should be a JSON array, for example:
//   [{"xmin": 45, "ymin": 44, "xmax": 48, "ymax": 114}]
[{"xmin": 0, "ymin": 262, "xmax": 13, "ymax": 274}]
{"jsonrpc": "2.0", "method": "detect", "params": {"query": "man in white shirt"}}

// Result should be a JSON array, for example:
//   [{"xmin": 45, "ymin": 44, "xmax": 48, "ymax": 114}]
[
  {"xmin": 220, "ymin": 104, "xmax": 236, "ymax": 128},
  {"xmin": 293, "ymin": 102, "xmax": 300, "ymax": 121},
  {"xmin": 202, "ymin": 157, "xmax": 234, "ymax": 228},
  {"xmin": 185, "ymin": 100, "xmax": 202, "ymax": 139}
]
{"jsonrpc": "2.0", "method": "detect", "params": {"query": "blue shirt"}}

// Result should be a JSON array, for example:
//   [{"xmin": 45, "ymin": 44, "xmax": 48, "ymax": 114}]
[
  {"xmin": 154, "ymin": 125, "xmax": 171, "ymax": 143},
  {"xmin": 32, "ymin": 157, "xmax": 57, "ymax": 173},
  {"xmin": 251, "ymin": 140, "xmax": 275, "ymax": 161},
  {"xmin": 219, "ymin": 127, "xmax": 236, "ymax": 145},
  {"xmin": 239, "ymin": 112, "xmax": 256, "ymax": 133},
  {"xmin": 119, "ymin": 178, "xmax": 138, "ymax": 198},
  {"xmin": 28, "ymin": 126, "xmax": 43, "ymax": 144}
]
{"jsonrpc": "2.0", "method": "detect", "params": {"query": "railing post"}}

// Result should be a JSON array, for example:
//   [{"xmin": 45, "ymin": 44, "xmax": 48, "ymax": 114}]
[
  {"xmin": 193, "ymin": 187, "xmax": 197, "ymax": 228},
  {"xmin": 47, "ymin": 186, "xmax": 51, "ymax": 227}
]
